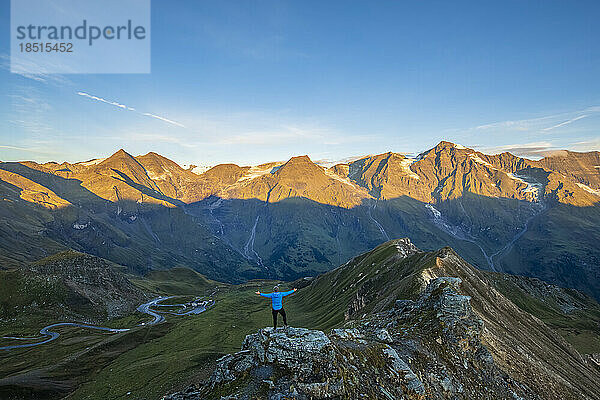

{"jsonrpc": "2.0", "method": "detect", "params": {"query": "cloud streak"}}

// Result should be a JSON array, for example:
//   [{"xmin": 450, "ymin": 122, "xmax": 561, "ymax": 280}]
[
  {"xmin": 570, "ymin": 139, "xmax": 600, "ymax": 152},
  {"xmin": 77, "ymin": 92, "xmax": 185, "ymax": 127},
  {"xmin": 541, "ymin": 114, "xmax": 588, "ymax": 131},
  {"xmin": 1, "ymin": 54, "xmax": 72, "ymax": 86},
  {"xmin": 479, "ymin": 141, "xmax": 555, "ymax": 158},
  {"xmin": 474, "ymin": 106, "xmax": 599, "ymax": 134},
  {"xmin": 77, "ymin": 92, "xmax": 130, "ymax": 110},
  {"xmin": 0, "ymin": 145, "xmax": 38, "ymax": 152},
  {"xmin": 479, "ymin": 138, "xmax": 600, "ymax": 159},
  {"xmin": 142, "ymin": 113, "xmax": 186, "ymax": 128}
]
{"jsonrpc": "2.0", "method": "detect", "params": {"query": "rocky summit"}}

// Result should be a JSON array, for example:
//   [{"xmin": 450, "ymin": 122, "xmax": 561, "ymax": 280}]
[{"xmin": 163, "ymin": 276, "xmax": 595, "ymax": 400}]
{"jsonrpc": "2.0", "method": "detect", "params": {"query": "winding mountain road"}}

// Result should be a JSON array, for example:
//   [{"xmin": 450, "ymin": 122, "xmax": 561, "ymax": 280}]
[{"xmin": 0, "ymin": 295, "xmax": 214, "ymax": 351}]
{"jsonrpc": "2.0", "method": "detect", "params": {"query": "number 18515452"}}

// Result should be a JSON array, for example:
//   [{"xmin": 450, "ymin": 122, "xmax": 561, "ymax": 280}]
[{"xmin": 19, "ymin": 42, "xmax": 73, "ymax": 52}]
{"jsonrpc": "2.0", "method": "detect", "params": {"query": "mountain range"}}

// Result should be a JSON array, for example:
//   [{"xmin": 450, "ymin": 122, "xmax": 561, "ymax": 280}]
[{"xmin": 1, "ymin": 141, "xmax": 599, "ymax": 300}]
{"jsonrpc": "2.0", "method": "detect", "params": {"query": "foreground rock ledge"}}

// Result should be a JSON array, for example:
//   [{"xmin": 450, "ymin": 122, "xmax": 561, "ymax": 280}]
[{"xmin": 162, "ymin": 277, "xmax": 543, "ymax": 399}]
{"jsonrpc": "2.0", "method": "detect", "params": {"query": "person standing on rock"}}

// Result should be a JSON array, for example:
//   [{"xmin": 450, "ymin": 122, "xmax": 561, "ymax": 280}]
[{"xmin": 255, "ymin": 285, "xmax": 297, "ymax": 329}]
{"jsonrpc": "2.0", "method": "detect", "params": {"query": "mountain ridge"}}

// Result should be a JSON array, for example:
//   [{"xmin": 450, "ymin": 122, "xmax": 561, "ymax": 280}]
[
  {"xmin": 1, "ymin": 141, "xmax": 599, "ymax": 301},
  {"xmin": 163, "ymin": 239, "xmax": 600, "ymax": 400}
]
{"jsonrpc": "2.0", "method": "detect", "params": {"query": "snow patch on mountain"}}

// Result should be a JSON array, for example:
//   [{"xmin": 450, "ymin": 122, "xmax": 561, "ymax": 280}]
[
  {"xmin": 468, "ymin": 154, "xmax": 494, "ymax": 168},
  {"xmin": 323, "ymin": 168, "xmax": 359, "ymax": 187},
  {"xmin": 237, "ymin": 164, "xmax": 283, "ymax": 182},
  {"xmin": 78, "ymin": 158, "xmax": 106, "ymax": 166},
  {"xmin": 182, "ymin": 164, "xmax": 213, "ymax": 175},
  {"xmin": 507, "ymin": 173, "xmax": 542, "ymax": 197},
  {"xmin": 147, "ymin": 169, "xmax": 174, "ymax": 181},
  {"xmin": 315, "ymin": 155, "xmax": 370, "ymax": 168},
  {"xmin": 425, "ymin": 203, "xmax": 442, "ymax": 219},
  {"xmin": 399, "ymin": 157, "xmax": 420, "ymax": 180},
  {"xmin": 576, "ymin": 182, "xmax": 600, "ymax": 196}
]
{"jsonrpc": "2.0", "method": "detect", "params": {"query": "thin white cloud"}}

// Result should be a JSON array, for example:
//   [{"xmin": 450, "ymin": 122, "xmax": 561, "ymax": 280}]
[
  {"xmin": 0, "ymin": 145, "xmax": 37, "ymax": 151},
  {"xmin": 570, "ymin": 139, "xmax": 600, "ymax": 152},
  {"xmin": 141, "ymin": 113, "xmax": 186, "ymax": 128},
  {"xmin": 77, "ymin": 91, "xmax": 186, "ymax": 128},
  {"xmin": 475, "ymin": 115, "xmax": 554, "ymax": 131},
  {"xmin": 77, "ymin": 92, "xmax": 127, "ymax": 109},
  {"xmin": 1, "ymin": 54, "xmax": 72, "ymax": 86},
  {"xmin": 0, "ymin": 144, "xmax": 63, "ymax": 159},
  {"xmin": 474, "ymin": 106, "xmax": 600, "ymax": 133},
  {"xmin": 541, "ymin": 114, "xmax": 588, "ymax": 131},
  {"xmin": 479, "ymin": 141, "xmax": 556, "ymax": 159}
]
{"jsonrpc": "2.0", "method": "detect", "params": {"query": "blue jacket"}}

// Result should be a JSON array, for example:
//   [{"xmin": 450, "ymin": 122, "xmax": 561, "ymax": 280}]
[{"xmin": 260, "ymin": 290, "xmax": 294, "ymax": 310}]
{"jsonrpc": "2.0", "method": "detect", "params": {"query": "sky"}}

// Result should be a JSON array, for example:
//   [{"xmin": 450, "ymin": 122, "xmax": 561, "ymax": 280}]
[{"xmin": 1, "ymin": 0, "xmax": 599, "ymax": 166}]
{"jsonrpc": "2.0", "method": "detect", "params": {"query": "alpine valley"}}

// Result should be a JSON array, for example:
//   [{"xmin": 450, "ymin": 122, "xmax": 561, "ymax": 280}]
[{"xmin": 1, "ymin": 141, "xmax": 600, "ymax": 399}]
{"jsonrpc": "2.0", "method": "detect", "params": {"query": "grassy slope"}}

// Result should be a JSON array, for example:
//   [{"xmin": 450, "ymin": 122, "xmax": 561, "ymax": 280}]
[
  {"xmin": 129, "ymin": 267, "xmax": 216, "ymax": 295},
  {"xmin": 0, "ymin": 263, "xmax": 306, "ymax": 400},
  {"xmin": 68, "ymin": 281, "xmax": 311, "ymax": 400},
  {"xmin": 0, "ymin": 269, "xmax": 78, "ymax": 337},
  {"xmin": 499, "ymin": 204, "xmax": 600, "ymax": 299},
  {"xmin": 290, "ymin": 240, "xmax": 432, "ymax": 329},
  {"xmin": 486, "ymin": 272, "xmax": 600, "ymax": 354}
]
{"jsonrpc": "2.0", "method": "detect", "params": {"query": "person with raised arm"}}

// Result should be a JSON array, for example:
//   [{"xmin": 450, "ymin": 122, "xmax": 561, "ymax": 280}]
[{"xmin": 255, "ymin": 285, "xmax": 297, "ymax": 329}]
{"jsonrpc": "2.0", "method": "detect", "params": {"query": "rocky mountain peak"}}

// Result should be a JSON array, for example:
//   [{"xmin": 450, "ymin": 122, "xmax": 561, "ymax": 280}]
[
  {"xmin": 97, "ymin": 148, "xmax": 145, "ymax": 173},
  {"xmin": 390, "ymin": 237, "xmax": 421, "ymax": 258},
  {"xmin": 430, "ymin": 140, "xmax": 469, "ymax": 153},
  {"xmin": 101, "ymin": 148, "xmax": 133, "ymax": 163},
  {"xmin": 434, "ymin": 140, "xmax": 456, "ymax": 149},
  {"xmin": 287, "ymin": 155, "xmax": 312, "ymax": 163},
  {"xmin": 275, "ymin": 155, "xmax": 323, "ymax": 179}
]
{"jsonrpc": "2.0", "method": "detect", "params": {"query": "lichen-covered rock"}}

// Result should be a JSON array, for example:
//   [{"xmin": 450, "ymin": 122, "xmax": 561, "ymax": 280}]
[{"xmin": 163, "ymin": 277, "xmax": 542, "ymax": 400}]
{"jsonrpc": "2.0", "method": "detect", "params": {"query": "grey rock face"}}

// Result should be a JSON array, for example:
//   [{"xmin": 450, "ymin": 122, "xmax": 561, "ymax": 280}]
[{"xmin": 163, "ymin": 277, "xmax": 542, "ymax": 400}]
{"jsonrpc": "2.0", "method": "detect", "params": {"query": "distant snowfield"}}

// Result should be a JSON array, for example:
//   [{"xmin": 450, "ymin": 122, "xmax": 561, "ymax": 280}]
[
  {"xmin": 189, "ymin": 165, "xmax": 212, "ymax": 175},
  {"xmin": 147, "ymin": 169, "xmax": 173, "ymax": 181},
  {"xmin": 468, "ymin": 153, "xmax": 494, "ymax": 168},
  {"xmin": 78, "ymin": 158, "xmax": 106, "ymax": 166},
  {"xmin": 323, "ymin": 167, "xmax": 359, "ymax": 187},
  {"xmin": 576, "ymin": 182, "xmax": 600, "ymax": 196},
  {"xmin": 399, "ymin": 157, "xmax": 420, "ymax": 180},
  {"xmin": 507, "ymin": 173, "xmax": 542, "ymax": 195},
  {"xmin": 237, "ymin": 164, "xmax": 282, "ymax": 182},
  {"xmin": 315, "ymin": 155, "xmax": 368, "ymax": 168}
]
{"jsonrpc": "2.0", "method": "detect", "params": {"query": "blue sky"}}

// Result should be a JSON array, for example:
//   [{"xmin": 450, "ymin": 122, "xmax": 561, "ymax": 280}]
[{"xmin": 1, "ymin": 0, "xmax": 599, "ymax": 166}]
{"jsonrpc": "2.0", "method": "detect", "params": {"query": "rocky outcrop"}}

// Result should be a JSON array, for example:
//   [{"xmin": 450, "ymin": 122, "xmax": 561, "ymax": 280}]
[{"xmin": 162, "ymin": 277, "xmax": 540, "ymax": 400}]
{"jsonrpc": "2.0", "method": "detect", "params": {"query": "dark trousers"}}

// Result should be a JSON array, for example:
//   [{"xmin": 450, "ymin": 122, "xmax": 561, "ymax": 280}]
[{"xmin": 272, "ymin": 308, "xmax": 287, "ymax": 328}]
